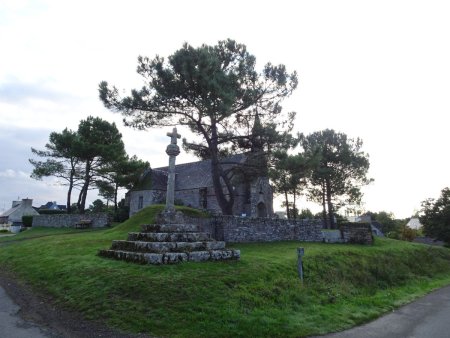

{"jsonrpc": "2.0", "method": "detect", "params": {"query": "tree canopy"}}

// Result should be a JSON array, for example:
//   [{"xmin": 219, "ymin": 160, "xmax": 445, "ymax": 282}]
[
  {"xmin": 30, "ymin": 128, "xmax": 81, "ymax": 213},
  {"xmin": 269, "ymin": 151, "xmax": 313, "ymax": 219},
  {"xmin": 97, "ymin": 155, "xmax": 149, "ymax": 211},
  {"xmin": 301, "ymin": 129, "xmax": 372, "ymax": 228},
  {"xmin": 99, "ymin": 39, "xmax": 297, "ymax": 215},
  {"xmin": 30, "ymin": 116, "xmax": 146, "ymax": 214},
  {"xmin": 420, "ymin": 188, "xmax": 450, "ymax": 244}
]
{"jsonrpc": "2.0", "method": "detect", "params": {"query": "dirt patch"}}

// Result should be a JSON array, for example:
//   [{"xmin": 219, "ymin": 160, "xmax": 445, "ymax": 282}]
[{"xmin": 0, "ymin": 272, "xmax": 154, "ymax": 338}]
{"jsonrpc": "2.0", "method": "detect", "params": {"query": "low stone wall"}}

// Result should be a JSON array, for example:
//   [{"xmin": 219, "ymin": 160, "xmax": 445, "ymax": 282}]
[
  {"xmin": 32, "ymin": 213, "xmax": 109, "ymax": 228},
  {"xmin": 322, "ymin": 230, "xmax": 344, "ymax": 243},
  {"xmin": 186, "ymin": 216, "xmax": 324, "ymax": 243},
  {"xmin": 340, "ymin": 223, "xmax": 373, "ymax": 244}
]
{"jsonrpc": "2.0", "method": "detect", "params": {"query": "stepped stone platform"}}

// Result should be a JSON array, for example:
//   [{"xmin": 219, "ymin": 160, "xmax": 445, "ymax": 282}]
[{"xmin": 98, "ymin": 214, "xmax": 240, "ymax": 265}]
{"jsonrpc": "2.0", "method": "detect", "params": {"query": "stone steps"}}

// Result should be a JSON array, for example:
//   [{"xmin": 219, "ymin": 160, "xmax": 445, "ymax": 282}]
[
  {"xmin": 99, "ymin": 249, "xmax": 240, "ymax": 265},
  {"xmin": 98, "ymin": 213, "xmax": 240, "ymax": 265},
  {"xmin": 141, "ymin": 223, "xmax": 200, "ymax": 233},
  {"xmin": 127, "ymin": 232, "xmax": 211, "ymax": 242},
  {"xmin": 111, "ymin": 240, "xmax": 226, "ymax": 253}
]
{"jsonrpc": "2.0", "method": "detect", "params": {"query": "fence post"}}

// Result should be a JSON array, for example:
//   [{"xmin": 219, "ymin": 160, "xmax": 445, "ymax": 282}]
[{"xmin": 297, "ymin": 247, "xmax": 305, "ymax": 283}]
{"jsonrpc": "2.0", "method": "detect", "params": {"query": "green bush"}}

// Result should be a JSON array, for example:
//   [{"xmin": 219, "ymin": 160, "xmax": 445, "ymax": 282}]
[{"xmin": 22, "ymin": 215, "xmax": 33, "ymax": 227}]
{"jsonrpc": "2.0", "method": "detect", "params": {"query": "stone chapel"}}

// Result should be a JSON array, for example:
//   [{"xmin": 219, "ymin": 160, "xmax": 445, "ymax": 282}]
[{"xmin": 127, "ymin": 154, "xmax": 274, "ymax": 218}]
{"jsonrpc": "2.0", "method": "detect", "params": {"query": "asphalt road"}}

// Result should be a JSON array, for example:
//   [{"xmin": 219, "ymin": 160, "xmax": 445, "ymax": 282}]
[
  {"xmin": 0, "ymin": 286, "xmax": 54, "ymax": 338},
  {"xmin": 318, "ymin": 285, "xmax": 450, "ymax": 338}
]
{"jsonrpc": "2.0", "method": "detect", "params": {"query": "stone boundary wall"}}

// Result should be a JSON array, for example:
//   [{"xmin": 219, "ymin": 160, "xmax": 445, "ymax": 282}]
[
  {"xmin": 32, "ymin": 213, "xmax": 109, "ymax": 228},
  {"xmin": 322, "ymin": 230, "xmax": 344, "ymax": 243},
  {"xmin": 340, "ymin": 223, "xmax": 373, "ymax": 244},
  {"xmin": 185, "ymin": 216, "xmax": 324, "ymax": 243}
]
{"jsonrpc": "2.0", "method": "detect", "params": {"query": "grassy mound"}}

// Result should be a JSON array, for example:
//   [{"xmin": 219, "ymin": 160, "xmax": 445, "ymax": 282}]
[
  {"xmin": 109, "ymin": 204, "xmax": 208, "ymax": 234},
  {"xmin": 0, "ymin": 205, "xmax": 449, "ymax": 337}
]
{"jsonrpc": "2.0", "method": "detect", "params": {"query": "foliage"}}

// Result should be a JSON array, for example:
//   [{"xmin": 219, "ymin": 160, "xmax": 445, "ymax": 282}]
[
  {"xmin": 301, "ymin": 129, "xmax": 372, "ymax": 228},
  {"xmin": 30, "ymin": 128, "xmax": 81, "ymax": 213},
  {"xmin": 75, "ymin": 116, "xmax": 127, "ymax": 213},
  {"xmin": 366, "ymin": 211, "xmax": 398, "ymax": 234},
  {"xmin": 1, "ymin": 209, "xmax": 450, "ymax": 337},
  {"xmin": 88, "ymin": 199, "xmax": 107, "ymax": 213},
  {"xmin": 69, "ymin": 203, "xmax": 80, "ymax": 214},
  {"xmin": 298, "ymin": 208, "xmax": 314, "ymax": 219},
  {"xmin": 420, "ymin": 187, "xmax": 450, "ymax": 244},
  {"xmin": 112, "ymin": 198, "xmax": 130, "ymax": 223},
  {"xmin": 99, "ymin": 39, "xmax": 297, "ymax": 215},
  {"xmin": 400, "ymin": 226, "xmax": 418, "ymax": 242},
  {"xmin": 30, "ymin": 116, "xmax": 146, "ymax": 214},
  {"xmin": 269, "ymin": 150, "xmax": 314, "ymax": 219},
  {"xmin": 96, "ymin": 155, "xmax": 149, "ymax": 211},
  {"xmin": 21, "ymin": 215, "xmax": 33, "ymax": 227}
]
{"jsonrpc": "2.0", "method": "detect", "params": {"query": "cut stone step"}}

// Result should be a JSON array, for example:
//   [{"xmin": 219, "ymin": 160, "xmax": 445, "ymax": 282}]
[
  {"xmin": 127, "ymin": 232, "xmax": 211, "ymax": 242},
  {"xmin": 98, "ymin": 249, "xmax": 240, "ymax": 265},
  {"xmin": 141, "ymin": 224, "xmax": 200, "ymax": 233},
  {"xmin": 111, "ymin": 240, "xmax": 226, "ymax": 253},
  {"xmin": 98, "ymin": 249, "xmax": 165, "ymax": 264}
]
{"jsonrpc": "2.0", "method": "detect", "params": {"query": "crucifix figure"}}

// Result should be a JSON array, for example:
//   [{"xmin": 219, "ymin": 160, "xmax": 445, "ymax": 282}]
[{"xmin": 165, "ymin": 128, "xmax": 181, "ymax": 212}]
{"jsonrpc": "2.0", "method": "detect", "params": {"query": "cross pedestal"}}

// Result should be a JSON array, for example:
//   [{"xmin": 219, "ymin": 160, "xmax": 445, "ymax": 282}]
[{"xmin": 164, "ymin": 128, "xmax": 181, "ymax": 213}]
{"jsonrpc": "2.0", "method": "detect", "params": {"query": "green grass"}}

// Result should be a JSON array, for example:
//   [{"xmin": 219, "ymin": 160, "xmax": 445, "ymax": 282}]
[{"xmin": 1, "ymin": 205, "xmax": 450, "ymax": 337}]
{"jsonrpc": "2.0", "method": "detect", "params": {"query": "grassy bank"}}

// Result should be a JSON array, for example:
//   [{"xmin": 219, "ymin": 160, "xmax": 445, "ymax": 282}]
[{"xmin": 0, "ymin": 205, "xmax": 450, "ymax": 337}]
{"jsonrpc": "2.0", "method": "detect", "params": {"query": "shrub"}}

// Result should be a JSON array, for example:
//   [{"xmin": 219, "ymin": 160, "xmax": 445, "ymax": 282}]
[{"xmin": 22, "ymin": 215, "xmax": 34, "ymax": 227}]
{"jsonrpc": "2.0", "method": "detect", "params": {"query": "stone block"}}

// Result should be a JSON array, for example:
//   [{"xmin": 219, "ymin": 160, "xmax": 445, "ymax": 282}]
[
  {"xmin": 163, "ymin": 252, "xmax": 188, "ymax": 264},
  {"xmin": 141, "ymin": 223, "xmax": 199, "ymax": 233},
  {"xmin": 188, "ymin": 251, "xmax": 211, "ymax": 262},
  {"xmin": 205, "ymin": 241, "xmax": 226, "ymax": 250},
  {"xmin": 144, "ymin": 253, "xmax": 163, "ymax": 264},
  {"xmin": 210, "ymin": 250, "xmax": 233, "ymax": 260}
]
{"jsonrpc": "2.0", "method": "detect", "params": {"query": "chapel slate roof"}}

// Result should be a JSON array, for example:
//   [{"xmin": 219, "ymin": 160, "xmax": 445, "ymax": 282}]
[{"xmin": 136, "ymin": 154, "xmax": 246, "ymax": 191}]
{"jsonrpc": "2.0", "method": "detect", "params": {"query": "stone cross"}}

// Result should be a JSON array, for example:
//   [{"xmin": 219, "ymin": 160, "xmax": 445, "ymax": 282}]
[
  {"xmin": 165, "ymin": 128, "xmax": 181, "ymax": 212},
  {"xmin": 167, "ymin": 128, "xmax": 181, "ymax": 145}
]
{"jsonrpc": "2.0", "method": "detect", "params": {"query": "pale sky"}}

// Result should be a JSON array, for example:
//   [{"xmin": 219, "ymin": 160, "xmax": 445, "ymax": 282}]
[{"xmin": 0, "ymin": 0, "xmax": 449, "ymax": 218}]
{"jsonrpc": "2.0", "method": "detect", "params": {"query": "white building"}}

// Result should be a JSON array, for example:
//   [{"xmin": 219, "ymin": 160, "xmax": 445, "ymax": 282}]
[
  {"xmin": 406, "ymin": 217, "xmax": 423, "ymax": 230},
  {"xmin": 0, "ymin": 199, "xmax": 40, "ymax": 226}
]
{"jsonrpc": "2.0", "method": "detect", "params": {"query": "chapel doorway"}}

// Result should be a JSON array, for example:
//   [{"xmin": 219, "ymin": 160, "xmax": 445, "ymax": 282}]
[{"xmin": 257, "ymin": 202, "xmax": 267, "ymax": 218}]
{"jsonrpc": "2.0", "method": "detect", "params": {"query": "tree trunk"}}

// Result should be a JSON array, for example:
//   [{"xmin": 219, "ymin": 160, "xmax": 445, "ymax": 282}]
[
  {"xmin": 325, "ymin": 178, "xmax": 335, "ymax": 229},
  {"xmin": 114, "ymin": 183, "xmax": 118, "ymax": 212},
  {"xmin": 78, "ymin": 161, "xmax": 91, "ymax": 214},
  {"xmin": 293, "ymin": 188, "xmax": 297, "ymax": 219},
  {"xmin": 284, "ymin": 189, "xmax": 290, "ymax": 219},
  {"xmin": 67, "ymin": 178, "xmax": 73, "ymax": 214},
  {"xmin": 322, "ymin": 180, "xmax": 329, "ymax": 229},
  {"xmin": 66, "ymin": 167, "xmax": 75, "ymax": 214},
  {"xmin": 209, "ymin": 126, "xmax": 234, "ymax": 215},
  {"xmin": 210, "ymin": 157, "xmax": 234, "ymax": 215}
]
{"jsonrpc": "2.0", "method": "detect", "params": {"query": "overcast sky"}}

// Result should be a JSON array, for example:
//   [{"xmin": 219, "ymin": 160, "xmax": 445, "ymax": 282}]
[{"xmin": 0, "ymin": 0, "xmax": 449, "ymax": 218}]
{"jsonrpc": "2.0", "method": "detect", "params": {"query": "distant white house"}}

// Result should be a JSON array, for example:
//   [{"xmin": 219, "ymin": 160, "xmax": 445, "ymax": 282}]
[
  {"xmin": 406, "ymin": 217, "xmax": 422, "ymax": 230},
  {"xmin": 0, "ymin": 199, "xmax": 40, "ymax": 226}
]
